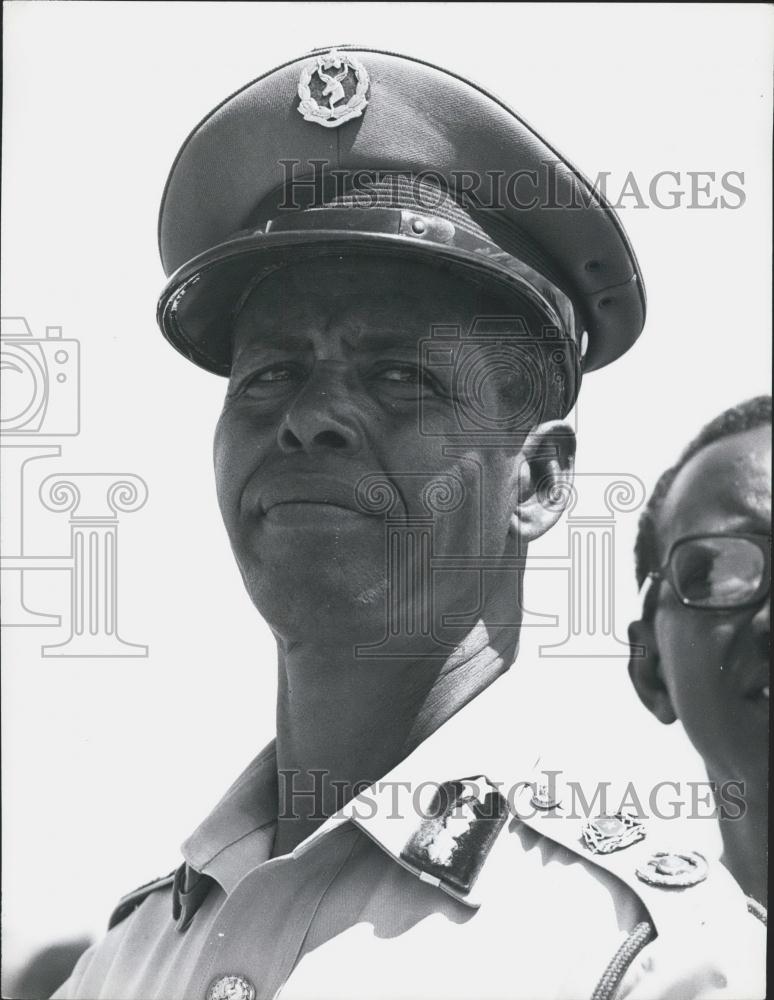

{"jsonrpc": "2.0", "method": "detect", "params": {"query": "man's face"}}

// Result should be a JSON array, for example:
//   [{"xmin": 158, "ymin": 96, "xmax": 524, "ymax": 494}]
[
  {"xmin": 652, "ymin": 424, "xmax": 770, "ymax": 787},
  {"xmin": 214, "ymin": 255, "xmax": 553, "ymax": 646}
]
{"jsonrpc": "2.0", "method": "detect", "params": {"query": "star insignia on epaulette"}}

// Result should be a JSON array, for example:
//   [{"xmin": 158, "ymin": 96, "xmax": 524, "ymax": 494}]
[{"xmin": 583, "ymin": 811, "xmax": 646, "ymax": 854}]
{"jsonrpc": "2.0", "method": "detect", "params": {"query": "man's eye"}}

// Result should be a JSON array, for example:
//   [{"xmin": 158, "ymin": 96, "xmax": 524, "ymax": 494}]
[
  {"xmin": 227, "ymin": 363, "xmax": 304, "ymax": 400},
  {"xmin": 256, "ymin": 365, "xmax": 296, "ymax": 382},
  {"xmin": 241, "ymin": 365, "xmax": 301, "ymax": 390},
  {"xmin": 377, "ymin": 364, "xmax": 423, "ymax": 385}
]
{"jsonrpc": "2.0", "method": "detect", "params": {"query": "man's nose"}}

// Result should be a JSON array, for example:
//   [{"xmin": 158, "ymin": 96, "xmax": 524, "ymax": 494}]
[{"xmin": 277, "ymin": 367, "xmax": 363, "ymax": 454}]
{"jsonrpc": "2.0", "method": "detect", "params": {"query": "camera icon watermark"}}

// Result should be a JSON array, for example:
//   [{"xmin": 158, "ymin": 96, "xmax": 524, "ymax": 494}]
[
  {"xmin": 418, "ymin": 318, "xmax": 578, "ymax": 439},
  {"xmin": 1, "ymin": 314, "xmax": 148, "ymax": 656},
  {"xmin": 0, "ymin": 317, "xmax": 80, "ymax": 436},
  {"xmin": 351, "ymin": 464, "xmax": 645, "ymax": 661}
]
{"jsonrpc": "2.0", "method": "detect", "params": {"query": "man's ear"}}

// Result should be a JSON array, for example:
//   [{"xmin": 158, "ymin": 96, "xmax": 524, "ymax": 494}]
[
  {"xmin": 627, "ymin": 619, "xmax": 677, "ymax": 725},
  {"xmin": 510, "ymin": 420, "xmax": 576, "ymax": 544}
]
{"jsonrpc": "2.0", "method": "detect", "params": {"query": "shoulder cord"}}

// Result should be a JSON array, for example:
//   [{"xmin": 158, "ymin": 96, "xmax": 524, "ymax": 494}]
[
  {"xmin": 590, "ymin": 920, "xmax": 655, "ymax": 1000},
  {"xmin": 747, "ymin": 897, "xmax": 767, "ymax": 926},
  {"xmin": 591, "ymin": 899, "xmax": 767, "ymax": 1000}
]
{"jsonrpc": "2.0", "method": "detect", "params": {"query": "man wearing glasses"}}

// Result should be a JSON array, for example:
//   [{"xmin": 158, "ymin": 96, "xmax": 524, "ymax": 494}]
[{"xmin": 629, "ymin": 396, "xmax": 771, "ymax": 911}]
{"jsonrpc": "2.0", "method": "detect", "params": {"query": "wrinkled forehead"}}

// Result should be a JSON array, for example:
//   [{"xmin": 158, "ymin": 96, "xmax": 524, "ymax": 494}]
[{"xmin": 659, "ymin": 426, "xmax": 772, "ymax": 545}]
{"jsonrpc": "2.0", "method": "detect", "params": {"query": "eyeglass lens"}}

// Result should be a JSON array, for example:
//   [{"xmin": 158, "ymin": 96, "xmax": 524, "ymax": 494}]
[{"xmin": 672, "ymin": 537, "xmax": 766, "ymax": 607}]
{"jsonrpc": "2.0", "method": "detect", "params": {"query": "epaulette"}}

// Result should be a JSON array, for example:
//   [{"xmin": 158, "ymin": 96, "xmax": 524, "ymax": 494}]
[
  {"xmin": 108, "ymin": 870, "xmax": 177, "ymax": 930},
  {"xmin": 512, "ymin": 773, "xmax": 758, "ymax": 943}
]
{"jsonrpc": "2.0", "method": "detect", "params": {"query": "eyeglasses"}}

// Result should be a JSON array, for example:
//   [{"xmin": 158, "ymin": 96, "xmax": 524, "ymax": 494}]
[{"xmin": 647, "ymin": 533, "xmax": 771, "ymax": 611}]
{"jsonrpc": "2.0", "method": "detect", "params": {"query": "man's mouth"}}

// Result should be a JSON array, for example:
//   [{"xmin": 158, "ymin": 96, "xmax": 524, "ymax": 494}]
[
  {"xmin": 263, "ymin": 499, "xmax": 360, "ymax": 515},
  {"xmin": 254, "ymin": 473, "xmax": 371, "ymax": 516}
]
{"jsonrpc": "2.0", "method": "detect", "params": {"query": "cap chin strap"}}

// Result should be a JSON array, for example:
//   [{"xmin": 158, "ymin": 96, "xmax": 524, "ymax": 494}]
[{"xmin": 260, "ymin": 204, "xmax": 576, "ymax": 327}]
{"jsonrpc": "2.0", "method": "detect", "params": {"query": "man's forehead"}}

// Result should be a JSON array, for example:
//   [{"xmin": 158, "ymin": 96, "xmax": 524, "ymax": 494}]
[
  {"xmin": 659, "ymin": 426, "xmax": 771, "ymax": 540},
  {"xmin": 232, "ymin": 257, "xmax": 522, "ymax": 347},
  {"xmin": 240, "ymin": 256, "xmax": 492, "ymax": 302}
]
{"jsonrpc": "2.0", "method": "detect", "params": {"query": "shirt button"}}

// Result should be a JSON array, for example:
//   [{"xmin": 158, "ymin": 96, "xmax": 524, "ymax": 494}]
[{"xmin": 207, "ymin": 974, "xmax": 256, "ymax": 1000}]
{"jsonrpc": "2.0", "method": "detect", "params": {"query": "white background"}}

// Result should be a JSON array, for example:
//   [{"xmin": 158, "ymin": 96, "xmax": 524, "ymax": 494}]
[{"xmin": 2, "ymin": 0, "xmax": 772, "ymax": 981}]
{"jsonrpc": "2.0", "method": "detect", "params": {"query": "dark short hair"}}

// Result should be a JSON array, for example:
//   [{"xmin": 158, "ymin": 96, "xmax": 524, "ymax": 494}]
[{"xmin": 634, "ymin": 395, "xmax": 772, "ymax": 591}]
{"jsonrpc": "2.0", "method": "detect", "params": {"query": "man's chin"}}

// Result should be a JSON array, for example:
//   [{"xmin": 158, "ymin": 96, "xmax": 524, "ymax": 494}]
[
  {"xmin": 238, "ymin": 552, "xmax": 390, "ymax": 639},
  {"xmin": 254, "ymin": 599, "xmax": 392, "ymax": 651}
]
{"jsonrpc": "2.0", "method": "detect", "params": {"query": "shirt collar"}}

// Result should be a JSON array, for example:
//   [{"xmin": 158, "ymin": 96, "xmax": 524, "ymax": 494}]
[
  {"xmin": 181, "ymin": 668, "xmax": 540, "ymax": 904},
  {"xmin": 181, "ymin": 741, "xmax": 279, "ymax": 893},
  {"xmin": 308, "ymin": 668, "xmax": 540, "ymax": 906}
]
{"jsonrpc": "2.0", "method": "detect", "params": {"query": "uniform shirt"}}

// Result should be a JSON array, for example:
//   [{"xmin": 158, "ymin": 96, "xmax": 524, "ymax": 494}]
[{"xmin": 53, "ymin": 672, "xmax": 766, "ymax": 1000}]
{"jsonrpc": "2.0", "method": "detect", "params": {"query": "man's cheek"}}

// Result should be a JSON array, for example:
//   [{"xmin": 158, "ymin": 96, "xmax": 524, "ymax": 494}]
[
  {"xmin": 213, "ymin": 415, "xmax": 254, "ymax": 526},
  {"xmin": 213, "ymin": 407, "xmax": 234, "ymax": 476},
  {"xmin": 660, "ymin": 621, "xmax": 733, "ymax": 720}
]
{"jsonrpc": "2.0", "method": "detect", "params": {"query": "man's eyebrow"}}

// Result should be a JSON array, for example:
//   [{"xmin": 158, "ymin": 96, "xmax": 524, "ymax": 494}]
[
  {"xmin": 235, "ymin": 331, "xmax": 426, "ymax": 357},
  {"xmin": 356, "ymin": 333, "xmax": 424, "ymax": 353},
  {"xmin": 232, "ymin": 335, "xmax": 310, "ymax": 361}
]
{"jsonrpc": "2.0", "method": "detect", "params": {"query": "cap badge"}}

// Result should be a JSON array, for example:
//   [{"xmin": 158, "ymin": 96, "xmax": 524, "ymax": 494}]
[
  {"xmin": 583, "ymin": 812, "xmax": 646, "ymax": 854},
  {"xmin": 298, "ymin": 48, "xmax": 369, "ymax": 128}
]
